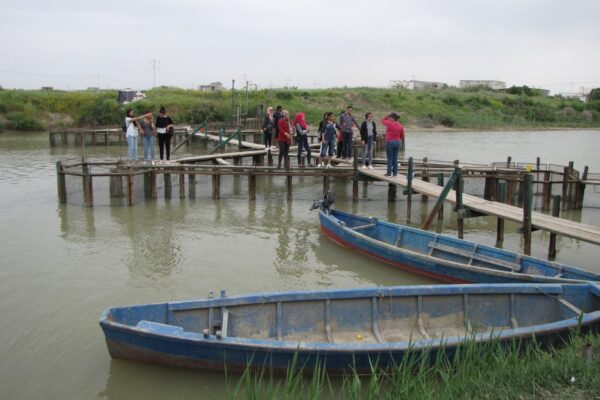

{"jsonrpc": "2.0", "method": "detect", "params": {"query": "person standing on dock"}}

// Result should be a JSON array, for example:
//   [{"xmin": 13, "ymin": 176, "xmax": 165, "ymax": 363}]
[
  {"xmin": 319, "ymin": 112, "xmax": 339, "ymax": 168},
  {"xmin": 294, "ymin": 112, "xmax": 312, "ymax": 167},
  {"xmin": 124, "ymin": 109, "xmax": 151, "ymax": 161},
  {"xmin": 139, "ymin": 113, "xmax": 157, "ymax": 161},
  {"xmin": 273, "ymin": 105, "xmax": 283, "ymax": 146},
  {"xmin": 339, "ymin": 106, "xmax": 360, "ymax": 160},
  {"xmin": 262, "ymin": 106, "xmax": 275, "ymax": 149},
  {"xmin": 277, "ymin": 110, "xmax": 292, "ymax": 169},
  {"xmin": 381, "ymin": 112, "xmax": 404, "ymax": 177},
  {"xmin": 360, "ymin": 112, "xmax": 377, "ymax": 170},
  {"xmin": 155, "ymin": 106, "xmax": 175, "ymax": 161}
]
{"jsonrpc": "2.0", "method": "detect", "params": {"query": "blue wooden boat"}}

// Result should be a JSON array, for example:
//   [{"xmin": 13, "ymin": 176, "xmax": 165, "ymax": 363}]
[
  {"xmin": 100, "ymin": 283, "xmax": 600, "ymax": 372},
  {"xmin": 319, "ymin": 209, "xmax": 600, "ymax": 284}
]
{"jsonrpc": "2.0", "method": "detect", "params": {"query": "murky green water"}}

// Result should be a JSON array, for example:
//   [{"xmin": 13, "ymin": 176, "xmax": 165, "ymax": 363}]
[{"xmin": 1, "ymin": 129, "xmax": 599, "ymax": 399}]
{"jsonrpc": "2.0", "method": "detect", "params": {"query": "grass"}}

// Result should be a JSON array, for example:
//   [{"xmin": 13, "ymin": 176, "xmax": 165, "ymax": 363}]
[
  {"xmin": 0, "ymin": 86, "xmax": 599, "ymax": 131},
  {"xmin": 224, "ymin": 332, "xmax": 600, "ymax": 399}
]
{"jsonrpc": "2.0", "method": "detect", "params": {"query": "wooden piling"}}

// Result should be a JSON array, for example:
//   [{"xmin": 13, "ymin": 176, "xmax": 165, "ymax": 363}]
[
  {"xmin": 188, "ymin": 173, "xmax": 196, "ymax": 198},
  {"xmin": 248, "ymin": 172, "xmax": 256, "ymax": 200},
  {"xmin": 437, "ymin": 173, "xmax": 444, "ymax": 222},
  {"xmin": 523, "ymin": 173, "xmax": 533, "ymax": 256},
  {"xmin": 127, "ymin": 170, "xmax": 134, "ymax": 206},
  {"xmin": 212, "ymin": 169, "xmax": 220, "ymax": 199},
  {"xmin": 323, "ymin": 175, "xmax": 329, "ymax": 193},
  {"xmin": 56, "ymin": 161, "xmax": 67, "ymax": 203},
  {"xmin": 576, "ymin": 166, "xmax": 588, "ymax": 209},
  {"xmin": 421, "ymin": 157, "xmax": 429, "ymax": 201},
  {"xmin": 562, "ymin": 166, "xmax": 569, "ymax": 210},
  {"xmin": 542, "ymin": 171, "xmax": 551, "ymax": 211},
  {"xmin": 407, "ymin": 157, "xmax": 414, "ymax": 223},
  {"xmin": 164, "ymin": 173, "xmax": 172, "ymax": 198},
  {"xmin": 388, "ymin": 183, "xmax": 397, "ymax": 202},
  {"xmin": 496, "ymin": 182, "xmax": 505, "ymax": 246},
  {"xmin": 82, "ymin": 165, "xmax": 93, "ymax": 207},
  {"xmin": 548, "ymin": 195, "xmax": 560, "ymax": 259},
  {"xmin": 455, "ymin": 169, "xmax": 464, "ymax": 239},
  {"xmin": 286, "ymin": 173, "xmax": 293, "ymax": 201},
  {"xmin": 179, "ymin": 168, "xmax": 185, "ymax": 199}
]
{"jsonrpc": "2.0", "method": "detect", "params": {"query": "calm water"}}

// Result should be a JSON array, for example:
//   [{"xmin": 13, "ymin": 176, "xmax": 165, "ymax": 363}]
[{"xmin": 1, "ymin": 129, "xmax": 600, "ymax": 399}]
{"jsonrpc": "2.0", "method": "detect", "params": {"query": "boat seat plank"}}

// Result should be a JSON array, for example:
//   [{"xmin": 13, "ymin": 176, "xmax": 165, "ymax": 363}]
[
  {"xmin": 221, "ymin": 309, "xmax": 229, "ymax": 338},
  {"xmin": 428, "ymin": 242, "xmax": 521, "ymax": 272},
  {"xmin": 351, "ymin": 223, "xmax": 376, "ymax": 231},
  {"xmin": 559, "ymin": 298, "xmax": 582, "ymax": 315},
  {"xmin": 137, "ymin": 320, "xmax": 184, "ymax": 335}
]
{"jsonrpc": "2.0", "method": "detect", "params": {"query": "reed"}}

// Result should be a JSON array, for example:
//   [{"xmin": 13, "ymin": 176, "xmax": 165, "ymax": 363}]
[{"xmin": 224, "ymin": 332, "xmax": 600, "ymax": 399}]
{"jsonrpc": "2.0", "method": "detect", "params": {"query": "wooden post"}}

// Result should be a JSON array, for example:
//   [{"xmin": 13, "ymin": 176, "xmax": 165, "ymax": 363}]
[
  {"xmin": 407, "ymin": 157, "xmax": 413, "ymax": 223},
  {"xmin": 127, "ymin": 169, "xmax": 134, "ymax": 206},
  {"xmin": 506, "ymin": 176, "xmax": 514, "ymax": 206},
  {"xmin": 268, "ymin": 149, "xmax": 273, "ymax": 166},
  {"xmin": 286, "ymin": 172, "xmax": 292, "ymax": 201},
  {"xmin": 388, "ymin": 183, "xmax": 397, "ymax": 202},
  {"xmin": 496, "ymin": 182, "xmax": 505, "ymax": 247},
  {"xmin": 561, "ymin": 166, "xmax": 569, "ymax": 211},
  {"xmin": 576, "ymin": 166, "xmax": 588, "ymax": 209},
  {"xmin": 323, "ymin": 175, "xmax": 329, "ymax": 193},
  {"xmin": 421, "ymin": 157, "xmax": 429, "ymax": 201},
  {"xmin": 56, "ymin": 161, "xmax": 67, "ymax": 203},
  {"xmin": 437, "ymin": 173, "xmax": 444, "ymax": 222},
  {"xmin": 506, "ymin": 156, "xmax": 512, "ymax": 168},
  {"xmin": 455, "ymin": 168, "xmax": 464, "ymax": 239},
  {"xmin": 542, "ymin": 171, "xmax": 551, "ymax": 211},
  {"xmin": 523, "ymin": 173, "xmax": 533, "ymax": 256},
  {"xmin": 82, "ymin": 164, "xmax": 93, "ymax": 207},
  {"xmin": 164, "ymin": 173, "xmax": 172, "ymax": 199},
  {"xmin": 212, "ymin": 168, "xmax": 220, "ymax": 199},
  {"xmin": 188, "ymin": 173, "xmax": 196, "ymax": 198},
  {"xmin": 548, "ymin": 195, "xmax": 560, "ymax": 259},
  {"xmin": 179, "ymin": 168, "xmax": 185, "ymax": 199},
  {"xmin": 567, "ymin": 161, "xmax": 575, "ymax": 209},
  {"xmin": 248, "ymin": 172, "xmax": 256, "ymax": 200},
  {"xmin": 150, "ymin": 171, "xmax": 157, "ymax": 199},
  {"xmin": 49, "ymin": 131, "xmax": 56, "ymax": 147}
]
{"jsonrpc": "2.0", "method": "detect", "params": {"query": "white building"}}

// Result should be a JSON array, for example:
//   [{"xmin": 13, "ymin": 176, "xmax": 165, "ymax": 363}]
[
  {"xmin": 460, "ymin": 80, "xmax": 506, "ymax": 90},
  {"xmin": 198, "ymin": 82, "xmax": 224, "ymax": 92},
  {"xmin": 393, "ymin": 80, "xmax": 448, "ymax": 90}
]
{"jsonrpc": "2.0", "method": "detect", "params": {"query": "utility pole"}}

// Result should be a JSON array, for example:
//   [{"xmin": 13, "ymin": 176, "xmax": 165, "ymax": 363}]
[{"xmin": 150, "ymin": 58, "xmax": 159, "ymax": 88}]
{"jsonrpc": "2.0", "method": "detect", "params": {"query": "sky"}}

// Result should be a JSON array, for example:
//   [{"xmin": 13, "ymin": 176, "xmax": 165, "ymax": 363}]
[{"xmin": 1, "ymin": 0, "xmax": 599, "ymax": 94}]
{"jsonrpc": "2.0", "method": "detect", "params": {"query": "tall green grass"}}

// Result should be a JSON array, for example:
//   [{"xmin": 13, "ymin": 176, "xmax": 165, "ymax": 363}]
[
  {"xmin": 224, "ymin": 332, "xmax": 600, "ymax": 399},
  {"xmin": 0, "ymin": 86, "xmax": 598, "ymax": 131}
]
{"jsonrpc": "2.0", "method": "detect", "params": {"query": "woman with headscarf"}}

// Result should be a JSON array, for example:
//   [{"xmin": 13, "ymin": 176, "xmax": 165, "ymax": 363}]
[
  {"xmin": 294, "ymin": 112, "xmax": 311, "ymax": 167},
  {"xmin": 277, "ymin": 110, "xmax": 292, "ymax": 169},
  {"xmin": 262, "ymin": 106, "xmax": 275, "ymax": 149}
]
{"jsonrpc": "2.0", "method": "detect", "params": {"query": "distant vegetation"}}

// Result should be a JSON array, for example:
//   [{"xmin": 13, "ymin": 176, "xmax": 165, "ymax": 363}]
[{"xmin": 0, "ymin": 85, "xmax": 599, "ymax": 131}]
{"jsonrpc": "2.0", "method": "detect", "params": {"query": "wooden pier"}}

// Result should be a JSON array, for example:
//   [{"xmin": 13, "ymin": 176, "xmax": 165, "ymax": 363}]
[{"xmin": 363, "ymin": 170, "xmax": 600, "ymax": 246}]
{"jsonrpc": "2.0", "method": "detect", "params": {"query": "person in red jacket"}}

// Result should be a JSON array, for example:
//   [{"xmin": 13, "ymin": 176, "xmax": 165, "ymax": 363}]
[
  {"xmin": 277, "ymin": 110, "xmax": 292, "ymax": 169},
  {"xmin": 381, "ymin": 112, "xmax": 405, "ymax": 177}
]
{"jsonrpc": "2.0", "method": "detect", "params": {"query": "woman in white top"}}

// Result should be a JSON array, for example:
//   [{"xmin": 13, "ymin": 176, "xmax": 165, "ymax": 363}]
[{"xmin": 124, "ymin": 109, "xmax": 152, "ymax": 161}]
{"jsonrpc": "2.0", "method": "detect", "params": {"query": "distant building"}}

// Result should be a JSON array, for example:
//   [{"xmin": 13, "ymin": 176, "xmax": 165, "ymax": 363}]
[
  {"xmin": 198, "ymin": 81, "xmax": 224, "ymax": 92},
  {"xmin": 460, "ymin": 80, "xmax": 506, "ymax": 90},
  {"xmin": 118, "ymin": 89, "xmax": 146, "ymax": 104},
  {"xmin": 87, "ymin": 87, "xmax": 100, "ymax": 91},
  {"xmin": 41, "ymin": 86, "xmax": 54, "ymax": 91},
  {"xmin": 392, "ymin": 80, "xmax": 448, "ymax": 90}
]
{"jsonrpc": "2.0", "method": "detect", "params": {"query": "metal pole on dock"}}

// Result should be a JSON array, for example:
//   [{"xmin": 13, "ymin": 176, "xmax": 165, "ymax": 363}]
[
  {"xmin": 437, "ymin": 173, "xmax": 444, "ymax": 222},
  {"xmin": 352, "ymin": 143, "xmax": 359, "ymax": 202},
  {"xmin": 523, "ymin": 173, "xmax": 533, "ymax": 255},
  {"xmin": 562, "ymin": 166, "xmax": 569, "ymax": 211},
  {"xmin": 548, "ymin": 195, "xmax": 560, "ymax": 259}
]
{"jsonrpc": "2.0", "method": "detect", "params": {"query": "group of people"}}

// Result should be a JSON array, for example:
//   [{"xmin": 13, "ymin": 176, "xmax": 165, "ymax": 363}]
[
  {"xmin": 124, "ymin": 106, "xmax": 175, "ymax": 161},
  {"xmin": 262, "ymin": 105, "xmax": 405, "ymax": 176}
]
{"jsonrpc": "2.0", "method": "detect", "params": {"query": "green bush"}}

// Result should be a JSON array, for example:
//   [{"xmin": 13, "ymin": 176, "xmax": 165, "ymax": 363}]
[{"xmin": 6, "ymin": 112, "xmax": 44, "ymax": 131}]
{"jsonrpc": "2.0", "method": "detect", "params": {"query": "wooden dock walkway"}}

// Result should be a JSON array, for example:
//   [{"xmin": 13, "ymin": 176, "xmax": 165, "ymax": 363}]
[{"xmin": 361, "ymin": 169, "xmax": 600, "ymax": 246}]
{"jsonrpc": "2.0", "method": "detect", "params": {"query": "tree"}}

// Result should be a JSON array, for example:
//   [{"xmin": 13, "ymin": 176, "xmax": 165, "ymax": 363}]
[{"xmin": 587, "ymin": 88, "xmax": 600, "ymax": 102}]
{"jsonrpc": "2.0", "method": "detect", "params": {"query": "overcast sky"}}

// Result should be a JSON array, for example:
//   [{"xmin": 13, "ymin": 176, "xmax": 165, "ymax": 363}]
[{"xmin": 1, "ymin": 0, "xmax": 599, "ymax": 94}]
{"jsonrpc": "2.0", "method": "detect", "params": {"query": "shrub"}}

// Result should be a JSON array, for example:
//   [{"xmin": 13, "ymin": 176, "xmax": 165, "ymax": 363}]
[{"xmin": 6, "ymin": 112, "xmax": 44, "ymax": 131}]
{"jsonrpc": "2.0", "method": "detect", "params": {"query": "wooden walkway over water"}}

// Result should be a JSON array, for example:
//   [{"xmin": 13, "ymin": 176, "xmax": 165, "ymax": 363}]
[{"xmin": 362, "ymin": 170, "xmax": 600, "ymax": 246}]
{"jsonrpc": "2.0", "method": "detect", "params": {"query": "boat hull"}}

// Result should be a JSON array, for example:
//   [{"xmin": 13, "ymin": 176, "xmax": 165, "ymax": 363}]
[{"xmin": 319, "ymin": 210, "xmax": 600, "ymax": 284}]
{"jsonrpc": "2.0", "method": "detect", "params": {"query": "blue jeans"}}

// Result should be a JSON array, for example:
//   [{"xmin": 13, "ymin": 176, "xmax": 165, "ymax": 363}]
[
  {"xmin": 386, "ymin": 140, "xmax": 400, "ymax": 175},
  {"xmin": 363, "ymin": 136, "xmax": 374, "ymax": 166},
  {"xmin": 127, "ymin": 135, "xmax": 138, "ymax": 160},
  {"xmin": 297, "ymin": 134, "xmax": 311, "ymax": 164},
  {"xmin": 143, "ymin": 135, "xmax": 155, "ymax": 160},
  {"xmin": 342, "ymin": 130, "xmax": 353, "ymax": 158}
]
